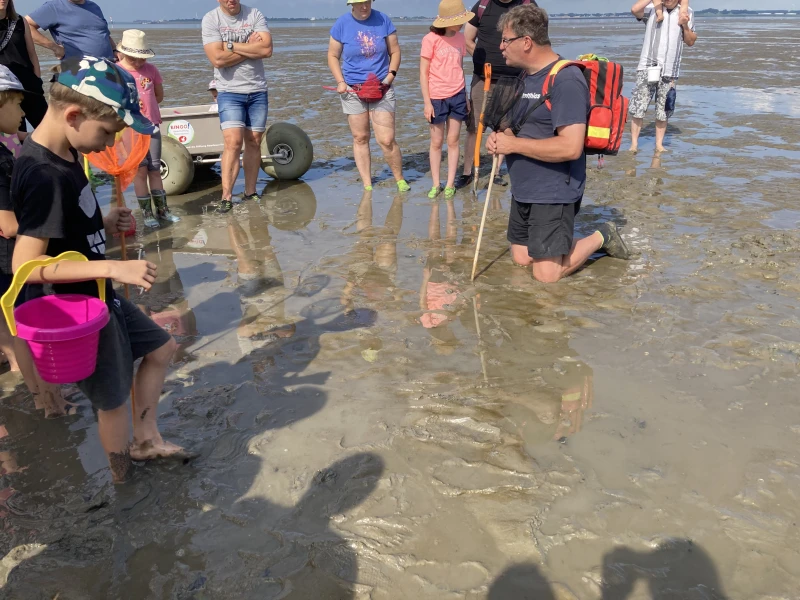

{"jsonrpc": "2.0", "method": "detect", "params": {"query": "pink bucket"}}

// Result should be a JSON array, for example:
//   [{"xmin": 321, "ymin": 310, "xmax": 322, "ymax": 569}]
[{"xmin": 14, "ymin": 294, "xmax": 109, "ymax": 384}]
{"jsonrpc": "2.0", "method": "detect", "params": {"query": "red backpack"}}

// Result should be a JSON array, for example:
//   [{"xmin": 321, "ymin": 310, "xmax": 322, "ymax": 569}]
[
  {"xmin": 476, "ymin": 0, "xmax": 535, "ymax": 22},
  {"xmin": 512, "ymin": 58, "xmax": 629, "ymax": 156}
]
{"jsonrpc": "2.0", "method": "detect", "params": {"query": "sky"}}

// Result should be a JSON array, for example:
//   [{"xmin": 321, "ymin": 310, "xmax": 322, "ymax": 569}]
[{"xmin": 10, "ymin": 0, "xmax": 799, "ymax": 22}]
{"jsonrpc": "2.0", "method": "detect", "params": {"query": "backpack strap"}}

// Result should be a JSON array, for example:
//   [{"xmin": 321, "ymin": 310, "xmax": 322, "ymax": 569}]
[
  {"xmin": 477, "ymin": 0, "xmax": 531, "ymax": 23},
  {"xmin": 510, "ymin": 59, "xmax": 577, "ymax": 135},
  {"xmin": 542, "ymin": 59, "xmax": 583, "ymax": 111},
  {"xmin": 476, "ymin": 0, "xmax": 491, "ymax": 22}
]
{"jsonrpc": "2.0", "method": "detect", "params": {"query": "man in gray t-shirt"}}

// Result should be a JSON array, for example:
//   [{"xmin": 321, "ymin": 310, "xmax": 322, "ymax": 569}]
[{"xmin": 202, "ymin": 0, "xmax": 273, "ymax": 212}]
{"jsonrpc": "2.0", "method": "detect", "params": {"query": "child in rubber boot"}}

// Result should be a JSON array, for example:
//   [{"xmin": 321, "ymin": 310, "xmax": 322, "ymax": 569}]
[
  {"xmin": 420, "ymin": 0, "xmax": 473, "ymax": 200},
  {"xmin": 11, "ymin": 56, "xmax": 194, "ymax": 482},
  {"xmin": 117, "ymin": 30, "xmax": 180, "ymax": 228}
]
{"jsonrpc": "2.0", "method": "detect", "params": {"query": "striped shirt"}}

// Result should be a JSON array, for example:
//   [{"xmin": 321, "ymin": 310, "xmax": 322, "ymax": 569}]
[{"xmin": 636, "ymin": 4, "xmax": 695, "ymax": 79}]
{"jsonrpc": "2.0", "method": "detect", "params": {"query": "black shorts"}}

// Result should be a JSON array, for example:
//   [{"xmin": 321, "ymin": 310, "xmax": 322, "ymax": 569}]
[
  {"xmin": 507, "ymin": 198, "xmax": 582, "ymax": 259},
  {"xmin": 77, "ymin": 295, "xmax": 172, "ymax": 412}
]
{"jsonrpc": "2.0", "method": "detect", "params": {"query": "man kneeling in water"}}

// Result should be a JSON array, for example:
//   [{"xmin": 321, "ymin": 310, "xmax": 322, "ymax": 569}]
[{"xmin": 487, "ymin": 5, "xmax": 630, "ymax": 283}]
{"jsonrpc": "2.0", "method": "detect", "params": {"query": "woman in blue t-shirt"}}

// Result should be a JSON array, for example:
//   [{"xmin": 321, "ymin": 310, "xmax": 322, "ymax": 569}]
[{"xmin": 328, "ymin": 0, "xmax": 410, "ymax": 193}]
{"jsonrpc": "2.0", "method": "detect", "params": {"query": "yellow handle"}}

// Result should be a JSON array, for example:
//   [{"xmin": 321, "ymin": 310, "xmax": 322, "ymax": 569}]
[{"xmin": 1, "ymin": 251, "xmax": 105, "ymax": 336}]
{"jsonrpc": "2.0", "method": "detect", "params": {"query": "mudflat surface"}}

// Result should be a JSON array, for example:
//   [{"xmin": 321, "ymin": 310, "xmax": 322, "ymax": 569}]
[{"xmin": 2, "ymin": 17, "xmax": 800, "ymax": 599}]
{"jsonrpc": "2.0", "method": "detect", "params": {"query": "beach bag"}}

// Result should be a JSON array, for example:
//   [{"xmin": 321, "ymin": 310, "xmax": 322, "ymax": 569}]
[
  {"xmin": 476, "ymin": 0, "xmax": 534, "ymax": 22},
  {"xmin": 513, "ymin": 57, "xmax": 629, "ymax": 156},
  {"xmin": 351, "ymin": 73, "xmax": 390, "ymax": 103}
]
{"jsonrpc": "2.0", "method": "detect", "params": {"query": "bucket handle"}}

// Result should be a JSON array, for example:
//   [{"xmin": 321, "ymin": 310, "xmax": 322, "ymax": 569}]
[{"xmin": 0, "ymin": 251, "xmax": 105, "ymax": 336}]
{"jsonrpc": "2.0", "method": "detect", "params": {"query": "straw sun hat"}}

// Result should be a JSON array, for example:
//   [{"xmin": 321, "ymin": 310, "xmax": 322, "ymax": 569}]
[
  {"xmin": 432, "ymin": 0, "xmax": 475, "ymax": 28},
  {"xmin": 116, "ymin": 29, "xmax": 155, "ymax": 59}
]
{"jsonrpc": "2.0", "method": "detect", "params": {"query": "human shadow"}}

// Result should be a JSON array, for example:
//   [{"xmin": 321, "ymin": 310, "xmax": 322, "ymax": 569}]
[
  {"xmin": 488, "ymin": 563, "xmax": 556, "ymax": 600},
  {"xmin": 601, "ymin": 539, "xmax": 729, "ymax": 599}
]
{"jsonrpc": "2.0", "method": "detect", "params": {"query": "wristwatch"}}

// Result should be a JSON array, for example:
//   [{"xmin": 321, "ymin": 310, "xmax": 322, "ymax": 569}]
[
  {"xmin": 389, "ymin": 70, "xmax": 397, "ymax": 77},
  {"xmin": 227, "ymin": 41, "xmax": 234, "ymax": 51}
]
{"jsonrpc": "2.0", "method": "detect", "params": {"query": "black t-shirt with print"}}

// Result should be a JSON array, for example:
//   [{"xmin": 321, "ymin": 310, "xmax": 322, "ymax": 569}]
[
  {"xmin": 468, "ymin": 0, "xmax": 536, "ymax": 80},
  {"xmin": 0, "ymin": 143, "xmax": 15, "ymax": 275},
  {"xmin": 11, "ymin": 138, "xmax": 113, "ymax": 302}
]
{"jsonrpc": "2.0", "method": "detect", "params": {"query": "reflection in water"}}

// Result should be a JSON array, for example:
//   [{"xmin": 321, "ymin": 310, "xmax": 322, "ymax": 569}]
[
  {"xmin": 340, "ymin": 191, "xmax": 404, "ymax": 313},
  {"xmin": 420, "ymin": 200, "xmax": 465, "ymax": 355}
]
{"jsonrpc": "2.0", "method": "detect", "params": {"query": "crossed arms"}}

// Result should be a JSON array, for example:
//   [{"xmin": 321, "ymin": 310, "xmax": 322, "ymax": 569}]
[{"xmin": 204, "ymin": 30, "xmax": 273, "ymax": 69}]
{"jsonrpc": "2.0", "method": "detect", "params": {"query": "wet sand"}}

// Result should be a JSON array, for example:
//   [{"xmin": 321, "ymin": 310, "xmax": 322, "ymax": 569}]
[{"xmin": 2, "ymin": 17, "xmax": 800, "ymax": 599}]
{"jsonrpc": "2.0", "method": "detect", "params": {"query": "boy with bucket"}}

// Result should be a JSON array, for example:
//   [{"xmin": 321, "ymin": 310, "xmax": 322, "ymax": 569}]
[{"xmin": 10, "ymin": 56, "xmax": 193, "ymax": 482}]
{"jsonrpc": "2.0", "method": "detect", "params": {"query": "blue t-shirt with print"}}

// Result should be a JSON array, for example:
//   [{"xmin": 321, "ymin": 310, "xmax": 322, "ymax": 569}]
[
  {"xmin": 29, "ymin": 0, "xmax": 114, "ymax": 60},
  {"xmin": 507, "ymin": 59, "xmax": 590, "ymax": 204},
  {"xmin": 330, "ymin": 10, "xmax": 396, "ymax": 85}
]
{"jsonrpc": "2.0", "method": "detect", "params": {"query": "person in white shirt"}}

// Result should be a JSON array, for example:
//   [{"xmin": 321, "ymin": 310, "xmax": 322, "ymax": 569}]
[{"xmin": 629, "ymin": 0, "xmax": 697, "ymax": 153}]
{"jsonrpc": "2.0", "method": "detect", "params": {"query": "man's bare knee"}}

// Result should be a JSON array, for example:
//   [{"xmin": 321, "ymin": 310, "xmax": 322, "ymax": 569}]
[
  {"xmin": 353, "ymin": 133, "xmax": 370, "ymax": 145},
  {"xmin": 511, "ymin": 245, "xmax": 532, "ymax": 267},
  {"xmin": 532, "ymin": 268, "xmax": 562, "ymax": 284}
]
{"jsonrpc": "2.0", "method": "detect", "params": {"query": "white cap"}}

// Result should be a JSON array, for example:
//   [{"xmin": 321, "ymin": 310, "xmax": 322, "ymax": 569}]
[
  {"xmin": 0, "ymin": 65, "xmax": 25, "ymax": 93},
  {"xmin": 208, "ymin": 79, "xmax": 217, "ymax": 90}
]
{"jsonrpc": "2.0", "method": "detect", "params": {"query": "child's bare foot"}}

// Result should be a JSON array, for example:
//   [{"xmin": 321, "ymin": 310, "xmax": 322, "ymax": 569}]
[
  {"xmin": 38, "ymin": 389, "xmax": 82, "ymax": 419},
  {"xmin": 628, "ymin": 145, "xmax": 638, "ymax": 154},
  {"xmin": 130, "ymin": 439, "xmax": 198, "ymax": 462},
  {"xmin": 655, "ymin": 146, "xmax": 669, "ymax": 154}
]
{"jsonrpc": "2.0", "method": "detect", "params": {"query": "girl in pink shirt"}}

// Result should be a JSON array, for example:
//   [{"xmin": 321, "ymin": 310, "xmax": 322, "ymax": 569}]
[
  {"xmin": 117, "ymin": 29, "xmax": 180, "ymax": 229},
  {"xmin": 420, "ymin": 0, "xmax": 474, "ymax": 199}
]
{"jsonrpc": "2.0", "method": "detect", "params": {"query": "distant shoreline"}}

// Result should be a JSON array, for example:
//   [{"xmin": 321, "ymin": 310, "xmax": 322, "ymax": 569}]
[{"xmin": 126, "ymin": 10, "xmax": 798, "ymax": 25}]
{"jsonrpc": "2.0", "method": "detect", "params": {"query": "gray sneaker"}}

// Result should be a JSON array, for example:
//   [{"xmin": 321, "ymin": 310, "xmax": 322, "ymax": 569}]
[{"xmin": 597, "ymin": 222, "xmax": 631, "ymax": 259}]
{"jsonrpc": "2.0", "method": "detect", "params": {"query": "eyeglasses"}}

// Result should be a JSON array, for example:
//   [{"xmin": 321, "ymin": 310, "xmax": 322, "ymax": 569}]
[{"xmin": 500, "ymin": 35, "xmax": 526, "ymax": 47}]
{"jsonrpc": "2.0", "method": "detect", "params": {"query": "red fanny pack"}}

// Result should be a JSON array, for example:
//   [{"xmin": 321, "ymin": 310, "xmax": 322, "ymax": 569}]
[{"xmin": 351, "ymin": 73, "xmax": 390, "ymax": 102}]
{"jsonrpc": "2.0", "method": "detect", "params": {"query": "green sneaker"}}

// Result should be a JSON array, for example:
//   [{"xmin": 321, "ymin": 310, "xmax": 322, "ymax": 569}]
[
  {"xmin": 215, "ymin": 199, "xmax": 233, "ymax": 214},
  {"xmin": 397, "ymin": 179, "xmax": 411, "ymax": 192},
  {"xmin": 364, "ymin": 185, "xmax": 373, "ymax": 192},
  {"xmin": 243, "ymin": 192, "xmax": 261, "ymax": 202},
  {"xmin": 596, "ymin": 222, "xmax": 631, "ymax": 259},
  {"xmin": 427, "ymin": 185, "xmax": 442, "ymax": 199},
  {"xmin": 444, "ymin": 186, "xmax": 456, "ymax": 198}
]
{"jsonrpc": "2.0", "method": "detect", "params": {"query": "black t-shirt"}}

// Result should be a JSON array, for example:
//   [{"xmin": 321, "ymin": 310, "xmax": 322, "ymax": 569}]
[
  {"xmin": 0, "ymin": 17, "xmax": 43, "ymax": 93},
  {"xmin": 12, "ymin": 138, "xmax": 113, "ymax": 301},
  {"xmin": 0, "ymin": 143, "xmax": 14, "ymax": 275},
  {"xmin": 468, "ymin": 0, "xmax": 535, "ymax": 80},
  {"xmin": 506, "ymin": 59, "xmax": 589, "ymax": 204}
]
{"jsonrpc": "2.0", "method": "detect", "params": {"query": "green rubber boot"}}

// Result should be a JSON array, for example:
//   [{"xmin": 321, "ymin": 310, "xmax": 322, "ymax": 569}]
[
  {"xmin": 152, "ymin": 191, "xmax": 181, "ymax": 223},
  {"xmin": 137, "ymin": 196, "xmax": 160, "ymax": 229}
]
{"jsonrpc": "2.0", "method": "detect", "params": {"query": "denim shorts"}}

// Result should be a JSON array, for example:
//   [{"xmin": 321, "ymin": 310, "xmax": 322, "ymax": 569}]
[
  {"xmin": 430, "ymin": 88, "xmax": 468, "ymax": 125},
  {"xmin": 139, "ymin": 129, "xmax": 162, "ymax": 172},
  {"xmin": 217, "ymin": 91, "xmax": 269, "ymax": 132}
]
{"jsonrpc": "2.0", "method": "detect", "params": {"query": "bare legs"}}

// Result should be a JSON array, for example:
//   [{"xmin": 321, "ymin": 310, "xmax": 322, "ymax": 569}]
[
  {"xmin": 221, "ymin": 128, "xmax": 244, "ymax": 201},
  {"xmin": 629, "ymin": 117, "xmax": 643, "ymax": 153},
  {"xmin": 243, "ymin": 129, "xmax": 265, "ymax": 196},
  {"xmin": 630, "ymin": 117, "xmax": 668, "ymax": 153},
  {"xmin": 511, "ymin": 232, "xmax": 604, "ymax": 284},
  {"xmin": 348, "ymin": 110, "xmax": 405, "ymax": 188},
  {"xmin": 430, "ymin": 118, "xmax": 463, "ymax": 190}
]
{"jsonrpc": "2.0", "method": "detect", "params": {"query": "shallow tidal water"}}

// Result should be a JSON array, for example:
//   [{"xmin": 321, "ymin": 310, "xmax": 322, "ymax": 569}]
[{"xmin": 1, "ymin": 17, "xmax": 800, "ymax": 600}]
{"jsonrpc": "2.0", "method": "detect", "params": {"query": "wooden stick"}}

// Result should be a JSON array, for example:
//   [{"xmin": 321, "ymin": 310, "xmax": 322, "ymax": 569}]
[
  {"xmin": 115, "ymin": 177, "xmax": 136, "ymax": 419},
  {"xmin": 470, "ymin": 154, "xmax": 500, "ymax": 282},
  {"xmin": 472, "ymin": 296, "xmax": 489, "ymax": 383},
  {"xmin": 472, "ymin": 63, "xmax": 492, "ymax": 196}
]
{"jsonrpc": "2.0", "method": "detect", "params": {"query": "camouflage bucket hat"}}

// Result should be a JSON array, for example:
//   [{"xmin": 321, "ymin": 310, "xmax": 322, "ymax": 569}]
[{"xmin": 56, "ymin": 55, "xmax": 157, "ymax": 134}]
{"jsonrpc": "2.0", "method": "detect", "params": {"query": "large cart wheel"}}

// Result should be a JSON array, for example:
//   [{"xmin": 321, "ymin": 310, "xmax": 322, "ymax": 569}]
[
  {"xmin": 261, "ymin": 122, "xmax": 313, "ymax": 180},
  {"xmin": 161, "ymin": 136, "xmax": 195, "ymax": 196}
]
